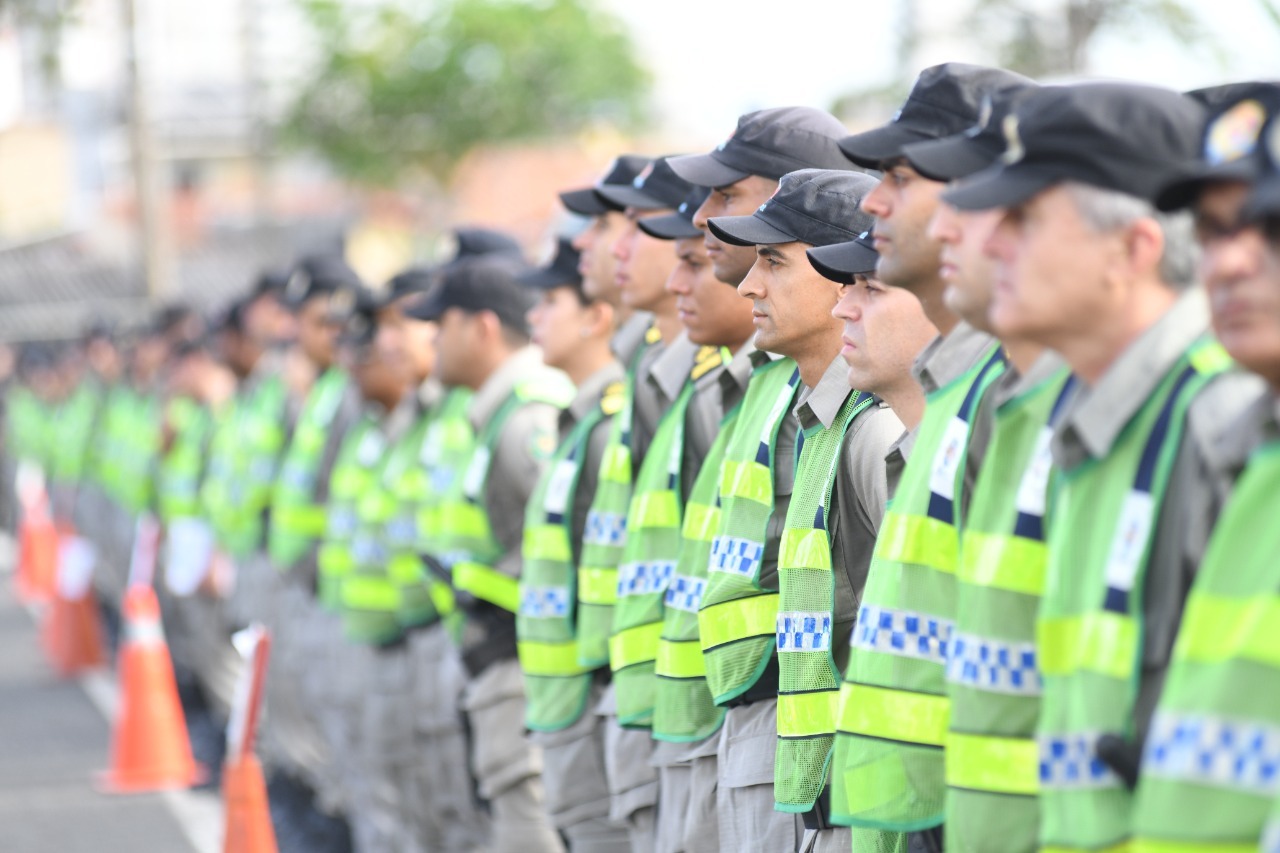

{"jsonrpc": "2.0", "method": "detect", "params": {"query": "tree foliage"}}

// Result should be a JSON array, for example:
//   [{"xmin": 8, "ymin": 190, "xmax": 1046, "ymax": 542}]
[{"xmin": 283, "ymin": 0, "xmax": 650, "ymax": 186}]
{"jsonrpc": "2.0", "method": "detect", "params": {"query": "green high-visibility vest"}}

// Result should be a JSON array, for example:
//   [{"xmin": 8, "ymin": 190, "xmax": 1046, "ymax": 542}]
[
  {"xmin": 697, "ymin": 359, "xmax": 802, "ymax": 705},
  {"xmin": 268, "ymin": 367, "xmax": 350, "ymax": 569},
  {"xmin": 116, "ymin": 392, "xmax": 163, "ymax": 514},
  {"xmin": 157, "ymin": 398, "xmax": 212, "ymax": 523},
  {"xmin": 6, "ymin": 386, "xmax": 43, "ymax": 465},
  {"xmin": 94, "ymin": 386, "xmax": 136, "ymax": 501},
  {"xmin": 1131, "ymin": 436, "xmax": 1280, "ymax": 852},
  {"xmin": 652, "ymin": 402, "xmax": 738, "ymax": 743},
  {"xmin": 576, "ymin": 333, "xmax": 658, "ymax": 669},
  {"xmin": 832, "ymin": 346, "xmax": 1005, "ymax": 841},
  {"xmin": 1036, "ymin": 339, "xmax": 1227, "ymax": 853},
  {"xmin": 944, "ymin": 369, "xmax": 1071, "ymax": 852},
  {"xmin": 316, "ymin": 416, "xmax": 384, "ymax": 611},
  {"xmin": 51, "ymin": 380, "xmax": 101, "ymax": 486},
  {"xmin": 775, "ymin": 389, "xmax": 877, "ymax": 812},
  {"xmin": 519, "ymin": 382, "xmax": 622, "ymax": 732}
]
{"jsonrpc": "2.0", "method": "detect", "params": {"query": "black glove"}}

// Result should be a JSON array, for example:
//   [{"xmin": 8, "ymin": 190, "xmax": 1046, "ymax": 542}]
[{"xmin": 1097, "ymin": 733, "xmax": 1141, "ymax": 790}]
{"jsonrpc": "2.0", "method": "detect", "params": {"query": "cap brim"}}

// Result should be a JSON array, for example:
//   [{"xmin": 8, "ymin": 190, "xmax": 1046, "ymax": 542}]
[
  {"xmin": 559, "ymin": 187, "xmax": 609, "ymax": 217},
  {"xmin": 1155, "ymin": 159, "xmax": 1260, "ymax": 212},
  {"xmin": 940, "ymin": 163, "xmax": 1059, "ymax": 211},
  {"xmin": 402, "ymin": 288, "xmax": 448, "ymax": 321},
  {"xmin": 1244, "ymin": 176, "xmax": 1280, "ymax": 221},
  {"xmin": 638, "ymin": 212, "xmax": 702, "ymax": 241},
  {"xmin": 901, "ymin": 136, "xmax": 996, "ymax": 183},
  {"xmin": 518, "ymin": 268, "xmax": 580, "ymax": 291},
  {"xmin": 806, "ymin": 240, "xmax": 879, "ymax": 284},
  {"xmin": 665, "ymin": 152, "xmax": 751, "ymax": 189},
  {"xmin": 838, "ymin": 124, "xmax": 933, "ymax": 169},
  {"xmin": 707, "ymin": 214, "xmax": 797, "ymax": 247},
  {"xmin": 595, "ymin": 183, "xmax": 666, "ymax": 211}
]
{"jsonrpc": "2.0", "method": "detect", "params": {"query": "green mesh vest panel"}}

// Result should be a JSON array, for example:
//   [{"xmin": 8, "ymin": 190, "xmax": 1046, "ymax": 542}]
[
  {"xmin": 832, "ymin": 346, "xmax": 1005, "ymax": 838},
  {"xmin": 945, "ymin": 369, "xmax": 1071, "ymax": 853},
  {"xmin": 52, "ymin": 381, "xmax": 101, "ymax": 485},
  {"xmin": 269, "ymin": 367, "xmax": 349, "ymax": 569},
  {"xmin": 775, "ymin": 389, "xmax": 876, "ymax": 812},
  {"xmin": 1132, "ymin": 438, "xmax": 1280, "ymax": 852},
  {"xmin": 652, "ymin": 403, "xmax": 740, "ymax": 743},
  {"xmin": 610, "ymin": 379, "xmax": 697, "ymax": 728},
  {"xmin": 157, "ymin": 400, "xmax": 211, "ymax": 523},
  {"xmin": 117, "ymin": 392, "xmax": 163, "ymax": 514},
  {"xmin": 1036, "ymin": 340, "xmax": 1227, "ymax": 853},
  {"xmin": 317, "ymin": 417, "xmax": 384, "ymax": 610},
  {"xmin": 698, "ymin": 358, "xmax": 802, "ymax": 705},
  {"xmin": 519, "ymin": 389, "xmax": 617, "ymax": 732}
]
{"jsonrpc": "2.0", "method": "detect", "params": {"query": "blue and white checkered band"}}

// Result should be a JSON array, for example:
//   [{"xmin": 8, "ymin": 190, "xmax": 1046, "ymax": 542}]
[
  {"xmin": 350, "ymin": 532, "xmax": 388, "ymax": 567},
  {"xmin": 1264, "ymin": 818, "xmax": 1280, "ymax": 853},
  {"xmin": 616, "ymin": 561, "xmax": 675, "ymax": 598},
  {"xmin": 945, "ymin": 631, "xmax": 1042, "ymax": 696},
  {"xmin": 385, "ymin": 513, "xmax": 417, "ymax": 548},
  {"xmin": 664, "ymin": 574, "xmax": 706, "ymax": 613},
  {"xmin": 584, "ymin": 510, "xmax": 627, "ymax": 547},
  {"xmin": 707, "ymin": 535, "xmax": 764, "ymax": 579},
  {"xmin": 1143, "ymin": 712, "xmax": 1280, "ymax": 796},
  {"xmin": 280, "ymin": 460, "xmax": 315, "ymax": 492},
  {"xmin": 429, "ymin": 465, "xmax": 457, "ymax": 494},
  {"xmin": 1039, "ymin": 733, "xmax": 1124, "ymax": 790},
  {"xmin": 327, "ymin": 504, "xmax": 358, "ymax": 538},
  {"xmin": 520, "ymin": 585, "xmax": 572, "ymax": 619},
  {"xmin": 851, "ymin": 603, "xmax": 952, "ymax": 666},
  {"xmin": 777, "ymin": 611, "xmax": 832, "ymax": 653}
]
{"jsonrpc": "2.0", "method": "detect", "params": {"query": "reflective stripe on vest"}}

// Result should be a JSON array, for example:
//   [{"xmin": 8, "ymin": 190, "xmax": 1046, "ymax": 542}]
[
  {"xmin": 1036, "ymin": 339, "xmax": 1227, "ymax": 853},
  {"xmin": 832, "ymin": 345, "xmax": 1006, "ymax": 834},
  {"xmin": 775, "ymin": 388, "xmax": 876, "ymax": 812},
  {"xmin": 698, "ymin": 359, "xmax": 801, "ymax": 705},
  {"xmin": 317, "ymin": 418, "xmax": 384, "ymax": 610}
]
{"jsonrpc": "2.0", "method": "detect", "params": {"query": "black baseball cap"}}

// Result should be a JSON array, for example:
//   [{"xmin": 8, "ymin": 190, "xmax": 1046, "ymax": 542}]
[
  {"xmin": 250, "ymin": 269, "xmax": 291, "ymax": 301},
  {"xmin": 338, "ymin": 287, "xmax": 382, "ymax": 348},
  {"xmin": 942, "ymin": 82, "xmax": 1205, "ymax": 211},
  {"xmin": 519, "ymin": 238, "xmax": 584, "ymax": 293},
  {"xmin": 1156, "ymin": 83, "xmax": 1280, "ymax": 211},
  {"xmin": 595, "ymin": 156, "xmax": 695, "ymax": 211},
  {"xmin": 284, "ymin": 254, "xmax": 361, "ymax": 308},
  {"xmin": 1244, "ymin": 114, "xmax": 1280, "ymax": 220},
  {"xmin": 667, "ymin": 107, "xmax": 856, "ymax": 189},
  {"xmin": 807, "ymin": 231, "xmax": 880, "ymax": 285},
  {"xmin": 638, "ymin": 185, "xmax": 711, "ymax": 240},
  {"xmin": 707, "ymin": 169, "xmax": 879, "ymax": 249},
  {"xmin": 403, "ymin": 256, "xmax": 536, "ymax": 336},
  {"xmin": 452, "ymin": 227, "xmax": 524, "ymax": 263},
  {"xmin": 839, "ymin": 64, "xmax": 1035, "ymax": 169},
  {"xmin": 901, "ymin": 78, "xmax": 1040, "ymax": 182},
  {"xmin": 383, "ymin": 267, "xmax": 436, "ymax": 306},
  {"xmin": 1186, "ymin": 81, "xmax": 1274, "ymax": 110},
  {"xmin": 560, "ymin": 155, "xmax": 651, "ymax": 216}
]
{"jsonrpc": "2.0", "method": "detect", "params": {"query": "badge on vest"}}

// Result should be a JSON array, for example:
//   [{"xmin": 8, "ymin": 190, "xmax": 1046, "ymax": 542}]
[
  {"xmin": 463, "ymin": 447, "xmax": 492, "ymax": 501},
  {"xmin": 1104, "ymin": 489, "xmax": 1154, "ymax": 597},
  {"xmin": 930, "ymin": 416, "xmax": 970, "ymax": 501},
  {"xmin": 1014, "ymin": 426, "xmax": 1054, "ymax": 518},
  {"xmin": 543, "ymin": 459, "xmax": 577, "ymax": 517}
]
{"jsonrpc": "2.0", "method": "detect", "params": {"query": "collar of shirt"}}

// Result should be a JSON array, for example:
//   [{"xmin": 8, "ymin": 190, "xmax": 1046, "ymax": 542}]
[
  {"xmin": 911, "ymin": 322, "xmax": 997, "ymax": 395},
  {"xmin": 992, "ymin": 349, "xmax": 1068, "ymax": 409},
  {"xmin": 646, "ymin": 331, "xmax": 700, "ymax": 405},
  {"xmin": 1204, "ymin": 387, "xmax": 1280, "ymax": 477},
  {"xmin": 417, "ymin": 377, "xmax": 444, "ymax": 413},
  {"xmin": 611, "ymin": 311, "xmax": 654, "ymax": 366},
  {"xmin": 466, "ymin": 345, "xmax": 550, "ymax": 430},
  {"xmin": 382, "ymin": 393, "xmax": 418, "ymax": 443},
  {"xmin": 795, "ymin": 353, "xmax": 854, "ymax": 431},
  {"xmin": 561, "ymin": 360, "xmax": 625, "ymax": 433},
  {"xmin": 1053, "ymin": 288, "xmax": 1209, "ymax": 469},
  {"xmin": 715, "ymin": 335, "xmax": 759, "ymax": 398}
]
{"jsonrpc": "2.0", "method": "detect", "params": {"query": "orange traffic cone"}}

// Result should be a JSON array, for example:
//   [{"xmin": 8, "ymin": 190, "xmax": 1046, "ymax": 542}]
[
  {"xmin": 40, "ymin": 531, "xmax": 104, "ymax": 677},
  {"xmin": 98, "ymin": 584, "xmax": 206, "ymax": 792},
  {"xmin": 15, "ymin": 504, "xmax": 58, "ymax": 604},
  {"xmin": 222, "ymin": 754, "xmax": 278, "ymax": 853}
]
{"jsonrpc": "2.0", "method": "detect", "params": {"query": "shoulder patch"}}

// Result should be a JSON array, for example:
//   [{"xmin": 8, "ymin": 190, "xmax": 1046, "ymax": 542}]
[
  {"xmin": 600, "ymin": 381, "xmax": 626, "ymax": 416},
  {"xmin": 529, "ymin": 426, "xmax": 557, "ymax": 462},
  {"xmin": 690, "ymin": 345, "xmax": 727, "ymax": 381},
  {"xmin": 644, "ymin": 324, "xmax": 663, "ymax": 345}
]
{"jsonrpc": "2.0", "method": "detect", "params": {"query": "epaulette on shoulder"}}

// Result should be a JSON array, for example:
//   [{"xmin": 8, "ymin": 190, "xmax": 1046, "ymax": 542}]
[
  {"xmin": 644, "ymin": 324, "xmax": 663, "ymax": 345},
  {"xmin": 690, "ymin": 345, "xmax": 727, "ymax": 381},
  {"xmin": 600, "ymin": 381, "xmax": 626, "ymax": 416}
]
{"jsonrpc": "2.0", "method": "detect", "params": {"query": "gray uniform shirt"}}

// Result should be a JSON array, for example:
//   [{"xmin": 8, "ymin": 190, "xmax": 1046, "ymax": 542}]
[
  {"xmin": 562, "ymin": 361, "xmax": 626, "ymax": 566},
  {"xmin": 1050, "ymin": 289, "xmax": 1265, "ymax": 741},
  {"xmin": 641, "ymin": 332, "xmax": 702, "ymax": 495},
  {"xmin": 611, "ymin": 311, "xmax": 654, "ymax": 367},
  {"xmin": 795, "ymin": 355, "xmax": 904, "ymax": 674}
]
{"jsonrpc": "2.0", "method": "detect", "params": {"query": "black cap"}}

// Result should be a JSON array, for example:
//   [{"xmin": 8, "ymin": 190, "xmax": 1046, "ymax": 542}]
[
  {"xmin": 284, "ymin": 254, "xmax": 362, "ymax": 308},
  {"xmin": 452, "ymin": 227, "xmax": 524, "ymax": 263},
  {"xmin": 338, "ymin": 287, "xmax": 381, "ymax": 348},
  {"xmin": 403, "ymin": 256, "xmax": 535, "ymax": 335},
  {"xmin": 560, "ymin": 155, "xmax": 651, "ymax": 216},
  {"xmin": 942, "ymin": 82, "xmax": 1205, "ymax": 211},
  {"xmin": 519, "ymin": 238, "xmax": 584, "ymax": 292},
  {"xmin": 901, "ymin": 78, "xmax": 1040, "ymax": 182},
  {"xmin": 1185, "ymin": 81, "xmax": 1275, "ymax": 110},
  {"xmin": 1244, "ymin": 114, "xmax": 1280, "ymax": 220},
  {"xmin": 1156, "ymin": 83, "xmax": 1280, "ymax": 211},
  {"xmin": 707, "ymin": 169, "xmax": 879, "ymax": 248},
  {"xmin": 251, "ymin": 269, "xmax": 291, "ymax": 301},
  {"xmin": 595, "ymin": 156, "xmax": 695, "ymax": 211},
  {"xmin": 667, "ymin": 107, "xmax": 855, "ymax": 189},
  {"xmin": 807, "ymin": 230, "xmax": 880, "ymax": 284},
  {"xmin": 638, "ymin": 185, "xmax": 711, "ymax": 241},
  {"xmin": 383, "ymin": 267, "xmax": 437, "ymax": 306},
  {"xmin": 839, "ymin": 64, "xmax": 1034, "ymax": 169}
]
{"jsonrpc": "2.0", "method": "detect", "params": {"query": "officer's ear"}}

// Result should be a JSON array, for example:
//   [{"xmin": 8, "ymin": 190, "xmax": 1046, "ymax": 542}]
[
  {"xmin": 471, "ymin": 309, "xmax": 503, "ymax": 345},
  {"xmin": 582, "ymin": 298, "xmax": 616, "ymax": 339}
]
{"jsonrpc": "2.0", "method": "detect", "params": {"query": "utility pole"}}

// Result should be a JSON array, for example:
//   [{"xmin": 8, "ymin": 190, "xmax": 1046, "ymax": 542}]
[
  {"xmin": 123, "ymin": 0, "xmax": 175, "ymax": 302},
  {"xmin": 241, "ymin": 0, "xmax": 271, "ymax": 227}
]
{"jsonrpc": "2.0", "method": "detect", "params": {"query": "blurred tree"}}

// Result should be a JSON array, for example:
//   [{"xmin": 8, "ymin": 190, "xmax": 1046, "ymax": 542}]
[{"xmin": 283, "ymin": 0, "xmax": 650, "ymax": 186}]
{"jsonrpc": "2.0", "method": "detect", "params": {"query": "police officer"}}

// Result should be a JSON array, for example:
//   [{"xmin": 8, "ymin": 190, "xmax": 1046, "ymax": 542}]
[{"xmin": 941, "ymin": 80, "xmax": 1260, "ymax": 853}]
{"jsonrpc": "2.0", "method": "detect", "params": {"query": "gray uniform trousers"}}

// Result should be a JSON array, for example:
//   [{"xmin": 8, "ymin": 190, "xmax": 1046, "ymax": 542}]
[
  {"xmin": 651, "ymin": 734, "xmax": 720, "ymax": 853},
  {"xmin": 347, "ymin": 642, "xmax": 417, "ymax": 853},
  {"xmin": 263, "ymin": 580, "xmax": 333, "ymax": 794},
  {"xmin": 596, "ymin": 683, "xmax": 658, "ymax": 853},
  {"xmin": 309, "ymin": 606, "xmax": 364, "ymax": 816},
  {"xmin": 716, "ymin": 699, "xmax": 801, "ymax": 853}
]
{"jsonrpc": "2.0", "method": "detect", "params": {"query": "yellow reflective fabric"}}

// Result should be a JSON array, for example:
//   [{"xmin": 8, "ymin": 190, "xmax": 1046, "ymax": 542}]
[
  {"xmin": 778, "ymin": 690, "xmax": 839, "ymax": 738},
  {"xmin": 1038, "ymin": 612, "xmax": 1139, "ymax": 680},
  {"xmin": 681, "ymin": 502, "xmax": 720, "ymax": 542},
  {"xmin": 1042, "ymin": 843, "xmax": 1132, "ymax": 853},
  {"xmin": 436, "ymin": 501, "xmax": 490, "ymax": 539},
  {"xmin": 341, "ymin": 575, "xmax": 400, "ymax": 611},
  {"xmin": 600, "ymin": 443, "xmax": 631, "ymax": 483},
  {"xmin": 656, "ymin": 639, "xmax": 706, "ymax": 678},
  {"xmin": 274, "ymin": 503, "xmax": 328, "ymax": 536},
  {"xmin": 1176, "ymin": 592, "xmax": 1280, "ymax": 668},
  {"xmin": 1133, "ymin": 841, "xmax": 1254, "ymax": 853},
  {"xmin": 609, "ymin": 621, "xmax": 663, "ymax": 670},
  {"xmin": 453, "ymin": 561, "xmax": 519, "ymax": 613},
  {"xmin": 523, "ymin": 523, "xmax": 572, "ymax": 563},
  {"xmin": 945, "ymin": 731, "xmax": 1039, "ymax": 795},
  {"xmin": 958, "ymin": 530, "xmax": 1048, "ymax": 596},
  {"xmin": 699, "ymin": 592, "xmax": 779, "ymax": 649},
  {"xmin": 719, "ymin": 458, "xmax": 772, "ymax": 505},
  {"xmin": 837, "ymin": 683, "xmax": 949, "ymax": 747},
  {"xmin": 429, "ymin": 582, "xmax": 456, "ymax": 616},
  {"xmin": 629, "ymin": 489, "xmax": 679, "ymax": 528},
  {"xmin": 876, "ymin": 511, "xmax": 959, "ymax": 575},
  {"xmin": 578, "ymin": 567, "xmax": 617, "ymax": 605},
  {"xmin": 779, "ymin": 527, "xmax": 834, "ymax": 572},
  {"xmin": 518, "ymin": 640, "xmax": 590, "ymax": 676}
]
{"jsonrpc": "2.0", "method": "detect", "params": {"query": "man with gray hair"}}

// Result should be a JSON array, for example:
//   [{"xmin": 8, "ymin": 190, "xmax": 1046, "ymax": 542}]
[{"xmin": 942, "ymin": 81, "xmax": 1261, "ymax": 853}]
